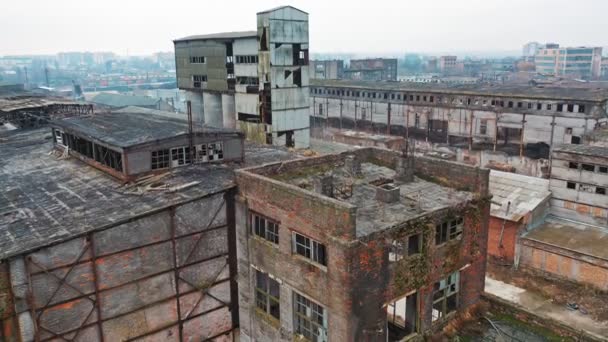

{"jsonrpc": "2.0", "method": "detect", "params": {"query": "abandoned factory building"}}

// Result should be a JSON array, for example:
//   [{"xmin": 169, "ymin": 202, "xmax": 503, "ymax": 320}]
[
  {"xmin": 235, "ymin": 148, "xmax": 490, "ymax": 341},
  {"xmin": 0, "ymin": 109, "xmax": 295, "ymax": 342},
  {"xmin": 310, "ymin": 79, "xmax": 608, "ymax": 177},
  {"xmin": 175, "ymin": 6, "xmax": 311, "ymax": 149}
]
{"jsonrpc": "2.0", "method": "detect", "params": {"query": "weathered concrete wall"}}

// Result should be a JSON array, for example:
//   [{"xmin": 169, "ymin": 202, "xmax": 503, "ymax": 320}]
[
  {"xmin": 2, "ymin": 191, "xmax": 237, "ymax": 342},
  {"xmin": 519, "ymin": 238, "xmax": 608, "ymax": 291}
]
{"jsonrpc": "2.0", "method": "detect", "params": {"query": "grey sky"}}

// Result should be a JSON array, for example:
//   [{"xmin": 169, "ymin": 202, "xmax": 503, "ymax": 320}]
[{"xmin": 1, "ymin": 0, "xmax": 607, "ymax": 56}]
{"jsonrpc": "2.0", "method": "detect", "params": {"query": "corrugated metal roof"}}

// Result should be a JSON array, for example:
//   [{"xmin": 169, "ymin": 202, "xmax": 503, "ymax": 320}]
[
  {"xmin": 174, "ymin": 31, "xmax": 257, "ymax": 43},
  {"xmin": 0, "ymin": 96, "xmax": 76, "ymax": 112},
  {"xmin": 489, "ymin": 170, "xmax": 550, "ymax": 221}
]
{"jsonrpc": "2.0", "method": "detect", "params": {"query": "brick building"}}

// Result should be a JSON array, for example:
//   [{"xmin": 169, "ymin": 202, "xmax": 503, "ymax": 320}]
[{"xmin": 235, "ymin": 148, "xmax": 490, "ymax": 341}]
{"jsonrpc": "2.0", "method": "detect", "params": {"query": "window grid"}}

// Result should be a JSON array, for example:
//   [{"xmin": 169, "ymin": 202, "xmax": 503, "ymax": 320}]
[
  {"xmin": 151, "ymin": 149, "xmax": 170, "ymax": 169},
  {"xmin": 435, "ymin": 218, "xmax": 463, "ymax": 245},
  {"xmin": 293, "ymin": 233, "xmax": 327, "ymax": 266},
  {"xmin": 294, "ymin": 292, "xmax": 327, "ymax": 342},
  {"xmin": 255, "ymin": 270, "xmax": 280, "ymax": 320},
  {"xmin": 432, "ymin": 271, "xmax": 459, "ymax": 322},
  {"xmin": 251, "ymin": 213, "xmax": 279, "ymax": 244}
]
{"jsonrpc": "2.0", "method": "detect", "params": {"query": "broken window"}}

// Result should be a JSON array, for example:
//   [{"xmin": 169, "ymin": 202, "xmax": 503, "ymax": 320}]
[
  {"xmin": 568, "ymin": 162, "xmax": 578, "ymax": 169},
  {"xmin": 435, "ymin": 218, "xmax": 463, "ymax": 245},
  {"xmin": 170, "ymin": 146, "xmax": 192, "ymax": 167},
  {"xmin": 432, "ymin": 271, "xmax": 459, "ymax": 322},
  {"xmin": 294, "ymin": 292, "xmax": 327, "ymax": 342},
  {"xmin": 537, "ymin": 103, "xmax": 542, "ymax": 110},
  {"xmin": 599, "ymin": 166, "xmax": 608, "ymax": 174},
  {"xmin": 236, "ymin": 55, "xmax": 258, "ymax": 64},
  {"xmin": 491, "ymin": 100, "xmax": 496, "ymax": 106},
  {"xmin": 571, "ymin": 136, "xmax": 581, "ymax": 144},
  {"xmin": 196, "ymin": 142, "xmax": 223, "ymax": 162},
  {"xmin": 416, "ymin": 95, "xmax": 420, "ymax": 101},
  {"xmin": 407, "ymin": 234, "xmax": 421, "ymax": 256},
  {"xmin": 580, "ymin": 184, "xmax": 594, "ymax": 193},
  {"xmin": 557, "ymin": 104, "xmax": 563, "ymax": 112},
  {"xmin": 318, "ymin": 103, "xmax": 323, "ymax": 116},
  {"xmin": 567, "ymin": 104, "xmax": 574, "ymax": 112},
  {"xmin": 93, "ymin": 143, "xmax": 122, "ymax": 172},
  {"xmin": 260, "ymin": 28, "xmax": 268, "ymax": 51},
  {"xmin": 582, "ymin": 164, "xmax": 595, "ymax": 172},
  {"xmin": 547, "ymin": 104, "xmax": 552, "ymax": 110},
  {"xmin": 386, "ymin": 292, "xmax": 418, "ymax": 338},
  {"xmin": 508, "ymin": 101, "xmax": 513, "ymax": 108},
  {"xmin": 578, "ymin": 105, "xmax": 586, "ymax": 113},
  {"xmin": 292, "ymin": 44, "xmax": 308, "ymax": 66},
  {"xmin": 293, "ymin": 68, "xmax": 302, "ymax": 87},
  {"xmin": 517, "ymin": 102, "xmax": 523, "ymax": 108},
  {"xmin": 192, "ymin": 75, "xmax": 207, "ymax": 88},
  {"xmin": 567, "ymin": 182, "xmax": 577, "ymax": 189},
  {"xmin": 414, "ymin": 114, "xmax": 420, "ymax": 128},
  {"xmin": 54, "ymin": 129, "xmax": 66, "ymax": 146},
  {"xmin": 410, "ymin": 95, "xmax": 414, "ymax": 101},
  {"xmin": 189, "ymin": 56, "xmax": 206, "ymax": 64},
  {"xmin": 596, "ymin": 187, "xmax": 606, "ymax": 195},
  {"xmin": 527, "ymin": 102, "xmax": 532, "ymax": 109},
  {"xmin": 151, "ymin": 149, "xmax": 170, "ymax": 170},
  {"xmin": 430, "ymin": 96, "xmax": 434, "ymax": 103},
  {"xmin": 391, "ymin": 93, "xmax": 395, "ymax": 100},
  {"xmin": 255, "ymin": 270, "xmax": 280, "ymax": 320},
  {"xmin": 479, "ymin": 119, "xmax": 488, "ymax": 135},
  {"xmin": 251, "ymin": 212, "xmax": 279, "ymax": 244},
  {"xmin": 293, "ymin": 232, "xmax": 327, "ymax": 266}
]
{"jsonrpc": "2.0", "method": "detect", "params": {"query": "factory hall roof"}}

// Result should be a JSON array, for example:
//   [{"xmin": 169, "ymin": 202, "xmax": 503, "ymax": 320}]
[
  {"xmin": 553, "ymin": 143, "xmax": 608, "ymax": 158},
  {"xmin": 0, "ymin": 95, "xmax": 77, "ymax": 113},
  {"xmin": 52, "ymin": 111, "xmax": 239, "ymax": 149},
  {"xmin": 174, "ymin": 31, "xmax": 258, "ymax": 43},
  {"xmin": 89, "ymin": 92, "xmax": 159, "ymax": 108},
  {"xmin": 312, "ymin": 79, "xmax": 608, "ymax": 102},
  {"xmin": 0, "ymin": 128, "xmax": 297, "ymax": 260}
]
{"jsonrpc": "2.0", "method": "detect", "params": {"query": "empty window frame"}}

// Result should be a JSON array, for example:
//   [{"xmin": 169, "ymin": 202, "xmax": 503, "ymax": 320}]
[
  {"xmin": 479, "ymin": 119, "xmax": 488, "ymax": 135},
  {"xmin": 567, "ymin": 104, "xmax": 574, "ymax": 112},
  {"xmin": 192, "ymin": 75, "xmax": 207, "ymax": 88},
  {"xmin": 292, "ymin": 232, "xmax": 327, "ymax": 266},
  {"xmin": 596, "ymin": 187, "xmax": 606, "ymax": 195},
  {"xmin": 151, "ymin": 149, "xmax": 170, "ymax": 170},
  {"xmin": 599, "ymin": 166, "xmax": 608, "ymax": 174},
  {"xmin": 537, "ymin": 103, "xmax": 542, "ymax": 110},
  {"xmin": 236, "ymin": 55, "xmax": 259, "ymax": 64},
  {"xmin": 255, "ymin": 270, "xmax": 280, "ymax": 320},
  {"xmin": 547, "ymin": 104, "xmax": 552, "ymax": 110},
  {"xmin": 527, "ymin": 102, "xmax": 532, "ymax": 109},
  {"xmin": 557, "ymin": 104, "xmax": 564, "ymax": 112},
  {"xmin": 54, "ymin": 129, "xmax": 66, "ymax": 146},
  {"xmin": 432, "ymin": 271, "xmax": 459, "ymax": 322},
  {"xmin": 386, "ymin": 292, "xmax": 418, "ymax": 337},
  {"xmin": 568, "ymin": 162, "xmax": 578, "ymax": 169},
  {"xmin": 567, "ymin": 182, "xmax": 577, "ymax": 189},
  {"xmin": 388, "ymin": 234, "xmax": 421, "ymax": 262},
  {"xmin": 582, "ymin": 164, "xmax": 595, "ymax": 172},
  {"xmin": 435, "ymin": 218, "xmax": 463, "ymax": 245},
  {"xmin": 196, "ymin": 142, "xmax": 224, "ymax": 162},
  {"xmin": 578, "ymin": 105, "xmax": 586, "ymax": 113},
  {"xmin": 318, "ymin": 103, "xmax": 323, "ymax": 116},
  {"xmin": 251, "ymin": 212, "xmax": 279, "ymax": 244},
  {"xmin": 93, "ymin": 143, "xmax": 122, "ymax": 172},
  {"xmin": 294, "ymin": 292, "xmax": 328, "ymax": 342},
  {"xmin": 189, "ymin": 56, "xmax": 206, "ymax": 64},
  {"xmin": 170, "ymin": 146, "xmax": 192, "ymax": 167}
]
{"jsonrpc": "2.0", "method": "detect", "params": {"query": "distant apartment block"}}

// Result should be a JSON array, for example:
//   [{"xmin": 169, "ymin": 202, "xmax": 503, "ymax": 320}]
[
  {"xmin": 522, "ymin": 42, "xmax": 542, "ymax": 58},
  {"xmin": 344, "ymin": 58, "xmax": 398, "ymax": 81},
  {"xmin": 174, "ymin": 6, "xmax": 310, "ymax": 148},
  {"xmin": 439, "ymin": 56, "xmax": 458, "ymax": 74},
  {"xmin": 535, "ymin": 46, "xmax": 603, "ymax": 79},
  {"xmin": 310, "ymin": 60, "xmax": 344, "ymax": 79}
]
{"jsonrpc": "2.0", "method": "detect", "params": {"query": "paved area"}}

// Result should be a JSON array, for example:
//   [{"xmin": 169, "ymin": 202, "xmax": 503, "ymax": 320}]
[{"xmin": 485, "ymin": 276, "xmax": 608, "ymax": 339}]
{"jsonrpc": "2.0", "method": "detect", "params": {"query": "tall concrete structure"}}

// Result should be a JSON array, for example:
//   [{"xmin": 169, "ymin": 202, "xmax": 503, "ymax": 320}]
[
  {"xmin": 235, "ymin": 148, "xmax": 490, "ymax": 341},
  {"xmin": 439, "ymin": 56, "xmax": 458, "ymax": 74},
  {"xmin": 174, "ymin": 31, "xmax": 258, "ymax": 129},
  {"xmin": 174, "ymin": 6, "xmax": 311, "ymax": 148},
  {"xmin": 257, "ymin": 6, "xmax": 310, "ymax": 148},
  {"xmin": 522, "ymin": 42, "xmax": 542, "ymax": 58},
  {"xmin": 535, "ymin": 46, "xmax": 603, "ymax": 79}
]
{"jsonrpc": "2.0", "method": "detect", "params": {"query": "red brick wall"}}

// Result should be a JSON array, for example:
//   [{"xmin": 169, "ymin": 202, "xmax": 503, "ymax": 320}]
[
  {"xmin": 487, "ymin": 217, "xmax": 522, "ymax": 263},
  {"xmin": 0, "ymin": 262, "xmax": 19, "ymax": 342}
]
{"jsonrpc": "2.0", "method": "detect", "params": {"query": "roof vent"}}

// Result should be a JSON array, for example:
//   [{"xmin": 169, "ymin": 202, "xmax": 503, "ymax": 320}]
[
  {"xmin": 313, "ymin": 174, "xmax": 334, "ymax": 198},
  {"xmin": 375, "ymin": 183, "xmax": 400, "ymax": 203}
]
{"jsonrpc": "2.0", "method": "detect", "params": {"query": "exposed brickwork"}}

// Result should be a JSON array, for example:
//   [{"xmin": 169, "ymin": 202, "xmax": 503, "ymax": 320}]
[
  {"xmin": 487, "ymin": 217, "xmax": 521, "ymax": 263},
  {"xmin": 0, "ymin": 262, "xmax": 19, "ymax": 342},
  {"xmin": 236, "ymin": 148, "xmax": 491, "ymax": 341}
]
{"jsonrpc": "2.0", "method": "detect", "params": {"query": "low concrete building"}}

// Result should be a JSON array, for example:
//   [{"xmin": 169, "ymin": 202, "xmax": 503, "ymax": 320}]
[
  {"xmin": 50, "ymin": 111, "xmax": 244, "ymax": 181},
  {"xmin": 345, "ymin": 58, "xmax": 398, "ymax": 81},
  {"xmin": 487, "ymin": 170, "xmax": 550, "ymax": 263},
  {"xmin": 310, "ymin": 60, "xmax": 344, "ymax": 80},
  {"xmin": 89, "ymin": 92, "xmax": 169, "ymax": 111},
  {"xmin": 235, "ymin": 148, "xmax": 490, "ymax": 341}
]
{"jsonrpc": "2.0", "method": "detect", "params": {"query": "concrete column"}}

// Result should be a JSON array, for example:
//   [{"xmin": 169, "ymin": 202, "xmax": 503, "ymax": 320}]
[
  {"xmin": 203, "ymin": 92, "xmax": 223, "ymax": 128},
  {"xmin": 222, "ymin": 94, "xmax": 236, "ymax": 129},
  {"xmin": 185, "ymin": 91, "xmax": 204, "ymax": 126}
]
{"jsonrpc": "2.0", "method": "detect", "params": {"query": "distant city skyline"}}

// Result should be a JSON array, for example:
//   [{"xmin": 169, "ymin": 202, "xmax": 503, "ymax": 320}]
[{"xmin": 1, "ymin": 0, "xmax": 607, "ymax": 56}]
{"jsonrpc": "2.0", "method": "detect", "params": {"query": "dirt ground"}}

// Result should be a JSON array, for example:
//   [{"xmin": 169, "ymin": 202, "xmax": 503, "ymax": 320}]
[{"xmin": 487, "ymin": 260, "xmax": 608, "ymax": 322}]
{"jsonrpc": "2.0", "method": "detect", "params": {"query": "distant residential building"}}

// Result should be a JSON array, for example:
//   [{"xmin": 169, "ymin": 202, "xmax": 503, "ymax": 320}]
[
  {"xmin": 344, "ymin": 58, "xmax": 398, "ymax": 81},
  {"xmin": 601, "ymin": 57, "xmax": 608, "ymax": 79},
  {"xmin": 310, "ymin": 60, "xmax": 344, "ymax": 79},
  {"xmin": 439, "ymin": 56, "xmax": 460, "ymax": 75},
  {"xmin": 522, "ymin": 42, "xmax": 542, "ymax": 57},
  {"xmin": 535, "ymin": 46, "xmax": 603, "ymax": 79}
]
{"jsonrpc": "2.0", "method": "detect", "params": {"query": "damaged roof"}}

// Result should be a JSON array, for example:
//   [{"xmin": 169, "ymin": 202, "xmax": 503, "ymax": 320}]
[
  {"xmin": 174, "ymin": 31, "xmax": 257, "ymax": 43},
  {"xmin": 0, "ymin": 128, "xmax": 298, "ymax": 260},
  {"xmin": 552, "ymin": 143, "xmax": 608, "ymax": 158},
  {"xmin": 489, "ymin": 170, "xmax": 550, "ymax": 222},
  {"xmin": 0, "ymin": 96, "xmax": 77, "ymax": 113},
  {"xmin": 89, "ymin": 92, "xmax": 160, "ymax": 108},
  {"xmin": 51, "ymin": 111, "xmax": 239, "ymax": 149},
  {"xmin": 312, "ymin": 79, "xmax": 608, "ymax": 102}
]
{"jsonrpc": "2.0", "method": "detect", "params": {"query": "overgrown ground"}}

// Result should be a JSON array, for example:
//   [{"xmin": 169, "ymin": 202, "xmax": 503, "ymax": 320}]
[{"xmin": 487, "ymin": 260, "xmax": 608, "ymax": 322}]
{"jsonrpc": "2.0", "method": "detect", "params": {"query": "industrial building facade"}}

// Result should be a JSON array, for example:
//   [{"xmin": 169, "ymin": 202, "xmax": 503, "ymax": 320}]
[
  {"xmin": 309, "ymin": 79, "xmax": 608, "ymax": 177},
  {"xmin": 235, "ymin": 148, "xmax": 490, "ymax": 341},
  {"xmin": 174, "ymin": 6, "xmax": 310, "ymax": 149},
  {"xmin": 535, "ymin": 46, "xmax": 603, "ymax": 79},
  {"xmin": 344, "ymin": 58, "xmax": 398, "ymax": 82}
]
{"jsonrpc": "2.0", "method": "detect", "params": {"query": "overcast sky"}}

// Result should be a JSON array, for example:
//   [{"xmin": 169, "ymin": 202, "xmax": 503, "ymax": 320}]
[{"xmin": 1, "ymin": 0, "xmax": 607, "ymax": 57}]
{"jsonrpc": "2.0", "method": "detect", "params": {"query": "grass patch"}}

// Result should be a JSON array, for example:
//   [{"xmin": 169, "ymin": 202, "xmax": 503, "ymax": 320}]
[{"xmin": 491, "ymin": 312, "xmax": 574, "ymax": 342}]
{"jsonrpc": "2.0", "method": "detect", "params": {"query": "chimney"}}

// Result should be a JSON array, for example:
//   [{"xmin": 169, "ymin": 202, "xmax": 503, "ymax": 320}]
[
  {"xmin": 395, "ymin": 156, "xmax": 415, "ymax": 183},
  {"xmin": 375, "ymin": 183, "xmax": 400, "ymax": 203},
  {"xmin": 345, "ymin": 155, "xmax": 361, "ymax": 176},
  {"xmin": 313, "ymin": 174, "xmax": 334, "ymax": 197}
]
